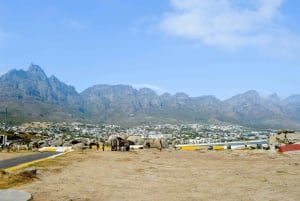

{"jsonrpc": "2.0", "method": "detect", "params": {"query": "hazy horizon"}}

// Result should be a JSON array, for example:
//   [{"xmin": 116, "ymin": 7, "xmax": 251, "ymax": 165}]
[{"xmin": 1, "ymin": 0, "xmax": 300, "ymax": 100}]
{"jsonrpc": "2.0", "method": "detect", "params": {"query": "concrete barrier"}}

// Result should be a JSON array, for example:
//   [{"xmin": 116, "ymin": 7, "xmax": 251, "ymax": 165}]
[
  {"xmin": 0, "ymin": 189, "xmax": 32, "ymax": 201},
  {"xmin": 38, "ymin": 146, "xmax": 73, "ymax": 152}
]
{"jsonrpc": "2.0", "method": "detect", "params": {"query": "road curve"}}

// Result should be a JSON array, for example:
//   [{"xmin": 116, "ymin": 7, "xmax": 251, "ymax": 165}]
[{"xmin": 0, "ymin": 152, "xmax": 60, "ymax": 170}]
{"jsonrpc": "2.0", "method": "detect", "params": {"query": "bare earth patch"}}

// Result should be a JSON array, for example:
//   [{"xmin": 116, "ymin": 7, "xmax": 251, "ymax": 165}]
[{"xmin": 11, "ymin": 149, "xmax": 300, "ymax": 201}]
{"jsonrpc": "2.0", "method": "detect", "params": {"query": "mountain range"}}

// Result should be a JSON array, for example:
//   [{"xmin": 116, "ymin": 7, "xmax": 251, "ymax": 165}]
[{"xmin": 0, "ymin": 64, "xmax": 299, "ymax": 129}]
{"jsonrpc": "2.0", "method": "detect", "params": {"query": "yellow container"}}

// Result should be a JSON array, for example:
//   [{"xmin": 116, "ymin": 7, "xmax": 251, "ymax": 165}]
[
  {"xmin": 41, "ymin": 147, "xmax": 57, "ymax": 152},
  {"xmin": 180, "ymin": 146, "xmax": 199, "ymax": 151},
  {"xmin": 213, "ymin": 145, "xmax": 225, "ymax": 150}
]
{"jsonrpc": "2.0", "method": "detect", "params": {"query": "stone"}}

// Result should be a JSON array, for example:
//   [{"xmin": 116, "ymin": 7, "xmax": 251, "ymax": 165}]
[
  {"xmin": 22, "ymin": 167, "xmax": 37, "ymax": 175},
  {"xmin": 0, "ymin": 189, "xmax": 32, "ymax": 201}
]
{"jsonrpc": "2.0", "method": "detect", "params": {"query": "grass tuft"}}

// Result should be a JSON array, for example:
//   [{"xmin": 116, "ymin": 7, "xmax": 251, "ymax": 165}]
[{"xmin": 0, "ymin": 170, "xmax": 38, "ymax": 189}]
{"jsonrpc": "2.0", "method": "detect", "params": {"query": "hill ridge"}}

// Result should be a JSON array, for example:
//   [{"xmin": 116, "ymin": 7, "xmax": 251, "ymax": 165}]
[{"xmin": 0, "ymin": 64, "xmax": 299, "ymax": 128}]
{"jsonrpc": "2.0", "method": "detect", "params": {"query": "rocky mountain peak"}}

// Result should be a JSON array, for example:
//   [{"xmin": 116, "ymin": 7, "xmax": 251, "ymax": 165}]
[
  {"xmin": 28, "ymin": 63, "xmax": 45, "ymax": 73},
  {"xmin": 28, "ymin": 63, "xmax": 47, "ymax": 80},
  {"xmin": 268, "ymin": 93, "xmax": 280, "ymax": 104},
  {"xmin": 1, "ymin": 64, "xmax": 300, "ymax": 128},
  {"xmin": 138, "ymin": 88, "xmax": 156, "ymax": 95},
  {"xmin": 175, "ymin": 92, "xmax": 189, "ymax": 99},
  {"xmin": 243, "ymin": 90, "xmax": 260, "ymax": 98}
]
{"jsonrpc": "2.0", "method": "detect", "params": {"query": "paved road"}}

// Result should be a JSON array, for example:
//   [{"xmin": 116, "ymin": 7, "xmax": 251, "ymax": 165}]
[{"xmin": 0, "ymin": 152, "xmax": 60, "ymax": 169}]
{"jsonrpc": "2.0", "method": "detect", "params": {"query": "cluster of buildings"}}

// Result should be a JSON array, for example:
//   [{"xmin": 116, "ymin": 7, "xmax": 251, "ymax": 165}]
[{"xmin": 1, "ymin": 121, "xmax": 277, "ymax": 147}]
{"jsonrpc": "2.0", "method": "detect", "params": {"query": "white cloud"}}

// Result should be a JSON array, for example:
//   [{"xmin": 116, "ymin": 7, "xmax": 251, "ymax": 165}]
[
  {"xmin": 160, "ymin": 0, "xmax": 300, "ymax": 54},
  {"xmin": 132, "ymin": 84, "xmax": 165, "ymax": 94}
]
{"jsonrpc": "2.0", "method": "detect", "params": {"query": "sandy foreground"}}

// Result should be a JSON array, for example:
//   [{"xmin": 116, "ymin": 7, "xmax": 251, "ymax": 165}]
[{"xmin": 3, "ymin": 149, "xmax": 300, "ymax": 201}]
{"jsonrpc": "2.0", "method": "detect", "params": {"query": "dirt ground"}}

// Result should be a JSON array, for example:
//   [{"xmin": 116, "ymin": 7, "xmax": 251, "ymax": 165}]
[{"xmin": 3, "ymin": 148, "xmax": 300, "ymax": 201}]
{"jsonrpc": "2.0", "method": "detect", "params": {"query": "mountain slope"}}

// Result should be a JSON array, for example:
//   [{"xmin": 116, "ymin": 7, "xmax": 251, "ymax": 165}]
[
  {"xmin": 222, "ymin": 90, "xmax": 291, "ymax": 128},
  {"xmin": 283, "ymin": 95, "xmax": 300, "ymax": 122},
  {"xmin": 0, "ymin": 64, "xmax": 86, "ymax": 123},
  {"xmin": 0, "ymin": 65, "xmax": 299, "ymax": 128}
]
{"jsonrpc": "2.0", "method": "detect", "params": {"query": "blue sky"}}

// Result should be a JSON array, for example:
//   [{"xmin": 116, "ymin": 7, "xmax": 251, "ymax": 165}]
[{"xmin": 0, "ymin": 0, "xmax": 299, "ymax": 100}]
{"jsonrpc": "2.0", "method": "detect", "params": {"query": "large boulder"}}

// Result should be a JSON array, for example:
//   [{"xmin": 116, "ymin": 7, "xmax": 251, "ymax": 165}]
[
  {"xmin": 144, "ymin": 138, "xmax": 164, "ymax": 150},
  {"xmin": 126, "ymin": 135, "xmax": 144, "ymax": 145},
  {"xmin": 72, "ymin": 143, "xmax": 87, "ymax": 151}
]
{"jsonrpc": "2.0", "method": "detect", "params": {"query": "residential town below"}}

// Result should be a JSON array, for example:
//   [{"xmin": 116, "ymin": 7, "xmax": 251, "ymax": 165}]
[{"xmin": 1, "ymin": 121, "xmax": 276, "ymax": 147}]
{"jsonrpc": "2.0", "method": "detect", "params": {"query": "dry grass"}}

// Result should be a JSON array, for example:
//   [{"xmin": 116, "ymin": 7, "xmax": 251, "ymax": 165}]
[
  {"xmin": 0, "ymin": 151, "xmax": 81, "ymax": 189},
  {"xmin": 115, "ymin": 157, "xmax": 131, "ymax": 162},
  {"xmin": 0, "ymin": 170, "xmax": 38, "ymax": 189},
  {"xmin": 3, "ymin": 149, "xmax": 299, "ymax": 201}
]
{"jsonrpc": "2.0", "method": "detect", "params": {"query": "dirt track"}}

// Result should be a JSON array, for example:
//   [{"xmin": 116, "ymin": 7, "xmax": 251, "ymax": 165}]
[{"xmin": 12, "ymin": 149, "xmax": 300, "ymax": 201}]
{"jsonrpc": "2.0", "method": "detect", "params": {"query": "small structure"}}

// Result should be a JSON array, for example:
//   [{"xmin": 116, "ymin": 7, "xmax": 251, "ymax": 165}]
[
  {"xmin": 269, "ymin": 130, "xmax": 300, "ymax": 152},
  {"xmin": 144, "ymin": 138, "xmax": 164, "ymax": 151},
  {"xmin": 110, "ymin": 137, "xmax": 132, "ymax": 151}
]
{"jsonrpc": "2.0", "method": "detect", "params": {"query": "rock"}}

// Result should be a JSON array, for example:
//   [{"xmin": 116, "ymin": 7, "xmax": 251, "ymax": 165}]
[
  {"xmin": 73, "ymin": 143, "xmax": 87, "ymax": 151},
  {"xmin": 0, "ymin": 189, "xmax": 32, "ymax": 201},
  {"xmin": 23, "ymin": 167, "xmax": 37, "ymax": 175}
]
